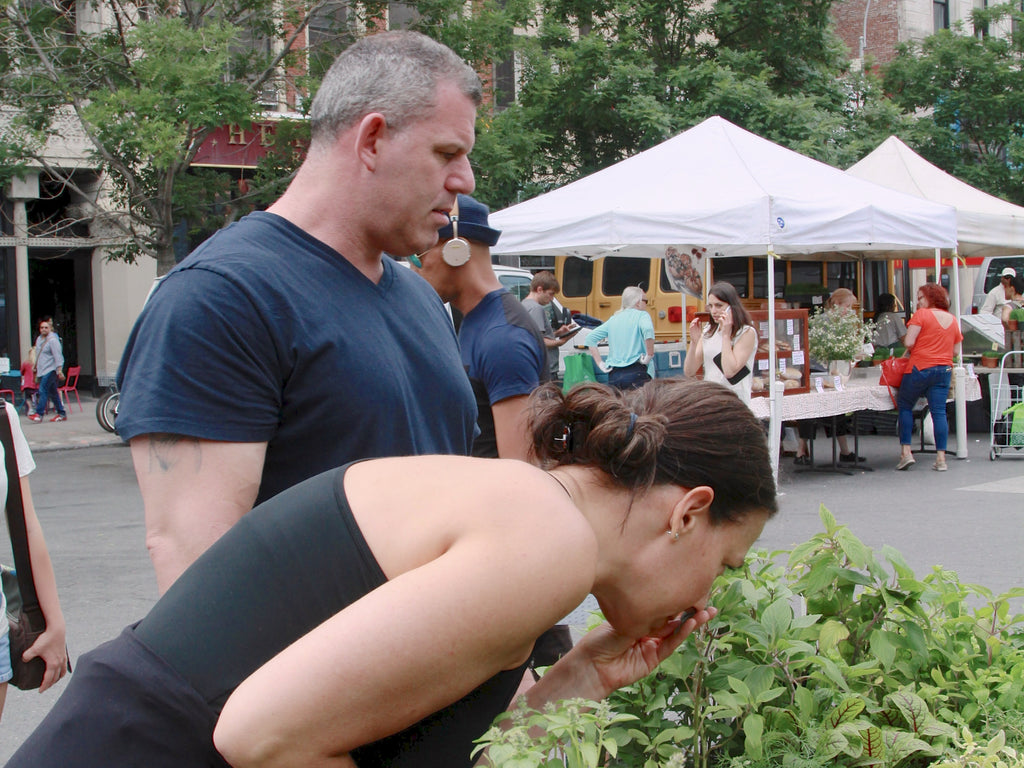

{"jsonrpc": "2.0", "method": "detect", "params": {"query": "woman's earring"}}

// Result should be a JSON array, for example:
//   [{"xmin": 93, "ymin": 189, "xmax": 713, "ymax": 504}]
[{"xmin": 667, "ymin": 529, "xmax": 679, "ymax": 541}]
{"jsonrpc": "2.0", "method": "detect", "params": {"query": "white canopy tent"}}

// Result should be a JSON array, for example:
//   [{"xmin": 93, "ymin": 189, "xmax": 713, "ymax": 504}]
[
  {"xmin": 846, "ymin": 136, "xmax": 1024, "ymax": 261},
  {"xmin": 490, "ymin": 116, "xmax": 958, "ymax": 478},
  {"xmin": 846, "ymin": 136, "xmax": 1024, "ymax": 457}
]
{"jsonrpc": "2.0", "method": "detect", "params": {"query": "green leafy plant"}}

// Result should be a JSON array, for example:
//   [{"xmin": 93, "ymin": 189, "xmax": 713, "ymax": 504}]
[
  {"xmin": 474, "ymin": 697, "xmax": 640, "ymax": 767},
  {"xmin": 808, "ymin": 308, "xmax": 874, "ymax": 362},
  {"xmin": 933, "ymin": 729, "xmax": 1024, "ymax": 768},
  {"xmin": 477, "ymin": 507, "xmax": 1024, "ymax": 768}
]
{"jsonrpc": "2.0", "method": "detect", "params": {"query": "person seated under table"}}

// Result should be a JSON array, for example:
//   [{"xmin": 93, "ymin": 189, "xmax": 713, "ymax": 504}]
[{"xmin": 792, "ymin": 414, "xmax": 863, "ymax": 465}]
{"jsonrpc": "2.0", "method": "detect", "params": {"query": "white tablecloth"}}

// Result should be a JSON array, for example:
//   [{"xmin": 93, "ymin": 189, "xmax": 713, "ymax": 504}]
[{"xmin": 748, "ymin": 370, "xmax": 981, "ymax": 422}]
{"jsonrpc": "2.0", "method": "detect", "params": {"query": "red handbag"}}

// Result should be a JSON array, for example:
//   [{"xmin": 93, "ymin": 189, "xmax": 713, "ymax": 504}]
[{"xmin": 879, "ymin": 357, "xmax": 910, "ymax": 388}]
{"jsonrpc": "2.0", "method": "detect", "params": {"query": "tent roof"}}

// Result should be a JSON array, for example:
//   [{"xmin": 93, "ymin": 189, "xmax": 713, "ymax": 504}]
[
  {"xmin": 490, "ymin": 116, "xmax": 957, "ymax": 260},
  {"xmin": 845, "ymin": 136, "xmax": 1024, "ymax": 258}
]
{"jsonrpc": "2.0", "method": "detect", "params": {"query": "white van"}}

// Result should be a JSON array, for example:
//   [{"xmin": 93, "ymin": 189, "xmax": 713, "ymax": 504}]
[{"xmin": 971, "ymin": 255, "xmax": 1024, "ymax": 313}]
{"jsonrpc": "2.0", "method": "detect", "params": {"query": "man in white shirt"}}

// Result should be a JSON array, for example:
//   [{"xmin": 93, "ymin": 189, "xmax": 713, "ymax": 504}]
[{"xmin": 981, "ymin": 267, "xmax": 1016, "ymax": 316}]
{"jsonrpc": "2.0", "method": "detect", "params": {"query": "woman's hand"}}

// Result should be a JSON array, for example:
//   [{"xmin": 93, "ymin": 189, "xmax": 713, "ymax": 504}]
[
  {"xmin": 718, "ymin": 307, "xmax": 733, "ymax": 337},
  {"xmin": 535, "ymin": 608, "xmax": 717, "ymax": 703},
  {"xmin": 688, "ymin": 318, "xmax": 703, "ymax": 344},
  {"xmin": 21, "ymin": 623, "xmax": 68, "ymax": 693}
]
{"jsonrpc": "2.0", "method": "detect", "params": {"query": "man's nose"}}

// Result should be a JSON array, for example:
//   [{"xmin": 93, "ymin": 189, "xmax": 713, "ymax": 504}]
[{"xmin": 447, "ymin": 156, "xmax": 475, "ymax": 195}]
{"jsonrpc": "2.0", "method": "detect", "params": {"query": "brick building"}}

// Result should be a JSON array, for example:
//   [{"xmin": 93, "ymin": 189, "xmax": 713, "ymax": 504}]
[{"xmin": 831, "ymin": 0, "xmax": 1012, "ymax": 70}]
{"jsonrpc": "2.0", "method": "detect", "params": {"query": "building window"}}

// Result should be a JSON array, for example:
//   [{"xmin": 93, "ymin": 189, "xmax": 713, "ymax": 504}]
[
  {"xmin": 934, "ymin": 0, "xmax": 950, "ymax": 30},
  {"xmin": 494, "ymin": 55, "xmax": 516, "ymax": 110}
]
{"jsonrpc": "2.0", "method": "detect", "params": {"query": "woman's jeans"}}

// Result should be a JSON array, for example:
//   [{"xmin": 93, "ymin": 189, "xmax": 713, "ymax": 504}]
[
  {"xmin": 609, "ymin": 361, "xmax": 652, "ymax": 390},
  {"xmin": 897, "ymin": 364, "xmax": 952, "ymax": 450}
]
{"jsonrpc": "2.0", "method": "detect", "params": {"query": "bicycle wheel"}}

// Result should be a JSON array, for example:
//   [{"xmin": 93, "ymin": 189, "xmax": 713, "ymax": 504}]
[{"xmin": 96, "ymin": 391, "xmax": 119, "ymax": 433}]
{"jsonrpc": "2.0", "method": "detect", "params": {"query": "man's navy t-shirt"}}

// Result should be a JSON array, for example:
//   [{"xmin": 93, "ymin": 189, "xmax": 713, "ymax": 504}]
[{"xmin": 116, "ymin": 212, "xmax": 476, "ymax": 503}]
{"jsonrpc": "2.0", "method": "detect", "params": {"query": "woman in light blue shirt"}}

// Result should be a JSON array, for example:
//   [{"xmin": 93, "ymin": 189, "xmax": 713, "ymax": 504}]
[{"xmin": 585, "ymin": 287, "xmax": 655, "ymax": 390}]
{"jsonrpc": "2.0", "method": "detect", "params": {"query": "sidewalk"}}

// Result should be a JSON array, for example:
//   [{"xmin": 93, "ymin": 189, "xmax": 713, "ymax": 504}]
[{"xmin": 17, "ymin": 392, "xmax": 125, "ymax": 453}]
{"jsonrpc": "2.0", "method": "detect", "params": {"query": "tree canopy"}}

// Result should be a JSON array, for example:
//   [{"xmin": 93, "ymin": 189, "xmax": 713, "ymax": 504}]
[
  {"xmin": 469, "ymin": 0, "xmax": 906, "ymax": 208},
  {"xmin": 4, "ymin": 0, "xmax": 1022, "ymax": 270},
  {"xmin": 882, "ymin": 3, "xmax": 1024, "ymax": 206}
]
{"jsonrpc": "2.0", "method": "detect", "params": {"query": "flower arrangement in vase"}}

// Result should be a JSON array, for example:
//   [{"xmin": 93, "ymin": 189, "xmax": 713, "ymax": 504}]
[{"xmin": 808, "ymin": 307, "xmax": 874, "ymax": 381}]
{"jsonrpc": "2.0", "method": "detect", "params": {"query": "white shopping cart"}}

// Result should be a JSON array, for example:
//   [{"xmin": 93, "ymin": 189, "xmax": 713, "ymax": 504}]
[{"xmin": 989, "ymin": 350, "xmax": 1024, "ymax": 460}]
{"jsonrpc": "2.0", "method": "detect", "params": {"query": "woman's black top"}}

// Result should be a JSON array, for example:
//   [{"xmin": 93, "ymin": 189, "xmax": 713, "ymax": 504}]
[{"xmin": 8, "ymin": 465, "xmax": 526, "ymax": 768}]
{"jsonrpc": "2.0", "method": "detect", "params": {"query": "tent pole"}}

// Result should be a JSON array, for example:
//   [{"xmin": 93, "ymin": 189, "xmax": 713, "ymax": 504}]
[
  {"xmin": 768, "ymin": 253, "xmax": 780, "ymax": 483},
  {"xmin": 950, "ymin": 248, "xmax": 968, "ymax": 459}
]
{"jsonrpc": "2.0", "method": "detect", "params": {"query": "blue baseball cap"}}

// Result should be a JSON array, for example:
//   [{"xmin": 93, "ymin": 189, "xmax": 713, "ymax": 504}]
[{"xmin": 438, "ymin": 194, "xmax": 501, "ymax": 246}]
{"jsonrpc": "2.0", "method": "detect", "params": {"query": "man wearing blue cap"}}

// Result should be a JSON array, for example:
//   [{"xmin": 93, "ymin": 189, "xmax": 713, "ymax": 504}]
[
  {"xmin": 414, "ymin": 193, "xmax": 573, "ymax": 681},
  {"xmin": 413, "ymin": 194, "xmax": 547, "ymax": 460}
]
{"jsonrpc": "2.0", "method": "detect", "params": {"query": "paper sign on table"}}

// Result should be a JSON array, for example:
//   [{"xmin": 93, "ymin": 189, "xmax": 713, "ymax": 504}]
[
  {"xmin": 814, "ymin": 377, "xmax": 826, "ymax": 393},
  {"xmin": 833, "ymin": 375, "xmax": 845, "ymax": 392}
]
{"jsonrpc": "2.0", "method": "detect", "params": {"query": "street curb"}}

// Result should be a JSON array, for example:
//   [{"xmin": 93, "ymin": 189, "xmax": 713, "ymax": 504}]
[
  {"xmin": 28, "ymin": 435, "xmax": 126, "ymax": 453},
  {"xmin": 16, "ymin": 395, "xmax": 127, "ymax": 454}
]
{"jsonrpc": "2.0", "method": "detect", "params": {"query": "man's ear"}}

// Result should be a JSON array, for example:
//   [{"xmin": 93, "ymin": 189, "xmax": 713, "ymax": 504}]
[
  {"xmin": 354, "ymin": 113, "xmax": 389, "ymax": 171},
  {"xmin": 668, "ymin": 486, "xmax": 715, "ymax": 538}
]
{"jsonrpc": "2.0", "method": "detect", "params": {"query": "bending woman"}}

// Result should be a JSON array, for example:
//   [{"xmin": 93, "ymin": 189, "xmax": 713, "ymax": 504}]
[
  {"xmin": 683, "ymin": 281, "xmax": 758, "ymax": 407},
  {"xmin": 896, "ymin": 283, "xmax": 962, "ymax": 472},
  {"xmin": 9, "ymin": 379, "xmax": 777, "ymax": 768}
]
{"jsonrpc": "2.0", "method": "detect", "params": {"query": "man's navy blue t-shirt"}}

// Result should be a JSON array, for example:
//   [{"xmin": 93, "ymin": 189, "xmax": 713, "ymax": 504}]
[
  {"xmin": 459, "ymin": 289, "xmax": 547, "ymax": 458},
  {"xmin": 116, "ymin": 212, "xmax": 476, "ymax": 503}
]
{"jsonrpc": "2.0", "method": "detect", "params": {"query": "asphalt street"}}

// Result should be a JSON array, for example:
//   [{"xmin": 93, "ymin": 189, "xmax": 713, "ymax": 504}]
[{"xmin": 1, "ymin": 406, "xmax": 1023, "ymax": 758}]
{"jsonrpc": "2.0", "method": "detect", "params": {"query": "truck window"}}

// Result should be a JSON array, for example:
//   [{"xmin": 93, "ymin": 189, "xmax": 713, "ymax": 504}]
[
  {"xmin": 562, "ymin": 258, "xmax": 594, "ymax": 298},
  {"xmin": 499, "ymin": 274, "xmax": 532, "ymax": 301},
  {"xmin": 752, "ymin": 260, "xmax": 787, "ymax": 299},
  {"xmin": 659, "ymin": 260, "xmax": 676, "ymax": 292},
  {"xmin": 602, "ymin": 257, "xmax": 650, "ymax": 295},
  {"xmin": 985, "ymin": 257, "xmax": 1024, "ymax": 294},
  {"xmin": 712, "ymin": 259, "xmax": 749, "ymax": 296}
]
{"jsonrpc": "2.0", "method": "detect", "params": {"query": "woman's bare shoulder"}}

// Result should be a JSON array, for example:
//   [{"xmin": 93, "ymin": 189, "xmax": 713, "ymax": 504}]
[{"xmin": 346, "ymin": 456, "xmax": 597, "ymax": 569}]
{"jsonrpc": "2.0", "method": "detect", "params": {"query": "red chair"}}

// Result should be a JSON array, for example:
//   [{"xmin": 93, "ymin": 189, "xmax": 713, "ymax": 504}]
[
  {"xmin": 58, "ymin": 365, "xmax": 82, "ymax": 412},
  {"xmin": 20, "ymin": 360, "xmax": 38, "ymax": 414}
]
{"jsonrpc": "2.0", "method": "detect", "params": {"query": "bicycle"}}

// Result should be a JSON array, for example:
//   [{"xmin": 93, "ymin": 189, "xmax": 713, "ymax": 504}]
[{"xmin": 96, "ymin": 383, "xmax": 119, "ymax": 433}]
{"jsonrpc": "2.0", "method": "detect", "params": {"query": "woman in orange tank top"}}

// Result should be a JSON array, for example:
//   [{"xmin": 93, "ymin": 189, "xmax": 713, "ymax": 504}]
[{"xmin": 895, "ymin": 284, "xmax": 962, "ymax": 472}]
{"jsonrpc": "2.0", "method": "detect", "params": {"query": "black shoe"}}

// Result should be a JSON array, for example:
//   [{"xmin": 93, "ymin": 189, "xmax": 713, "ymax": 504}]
[
  {"xmin": 839, "ymin": 453, "xmax": 866, "ymax": 463},
  {"xmin": 794, "ymin": 455, "xmax": 811, "ymax": 466}
]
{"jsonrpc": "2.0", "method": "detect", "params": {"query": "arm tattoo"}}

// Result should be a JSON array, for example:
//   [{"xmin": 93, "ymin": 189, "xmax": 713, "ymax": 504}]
[{"xmin": 148, "ymin": 434, "xmax": 202, "ymax": 474}]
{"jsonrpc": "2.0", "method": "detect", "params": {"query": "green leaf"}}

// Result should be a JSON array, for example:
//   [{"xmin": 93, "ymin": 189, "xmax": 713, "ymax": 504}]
[
  {"xmin": 862, "ymin": 725, "xmax": 885, "ymax": 759},
  {"xmin": 744, "ymin": 713, "xmax": 764, "ymax": 760},
  {"xmin": 888, "ymin": 688, "xmax": 930, "ymax": 733},
  {"xmin": 869, "ymin": 629, "xmax": 897, "ymax": 669},
  {"xmin": 819, "ymin": 619, "xmax": 850, "ymax": 657},
  {"xmin": 828, "ymin": 697, "xmax": 865, "ymax": 727},
  {"xmin": 762, "ymin": 598, "xmax": 794, "ymax": 641}
]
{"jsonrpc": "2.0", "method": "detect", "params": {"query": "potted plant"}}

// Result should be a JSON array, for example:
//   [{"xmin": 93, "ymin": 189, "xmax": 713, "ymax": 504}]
[
  {"xmin": 981, "ymin": 349, "xmax": 1002, "ymax": 368},
  {"xmin": 871, "ymin": 348, "xmax": 892, "ymax": 366},
  {"xmin": 1007, "ymin": 307, "xmax": 1024, "ymax": 330},
  {"xmin": 808, "ymin": 307, "xmax": 874, "ymax": 381}
]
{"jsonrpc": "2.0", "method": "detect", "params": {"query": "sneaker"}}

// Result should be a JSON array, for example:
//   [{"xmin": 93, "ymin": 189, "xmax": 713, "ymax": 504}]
[
  {"xmin": 896, "ymin": 455, "xmax": 916, "ymax": 471},
  {"xmin": 793, "ymin": 455, "xmax": 811, "ymax": 466},
  {"xmin": 50, "ymin": 414, "xmax": 67, "ymax": 422},
  {"xmin": 932, "ymin": 460, "xmax": 948, "ymax": 472},
  {"xmin": 28, "ymin": 414, "xmax": 42, "ymax": 423},
  {"xmin": 839, "ymin": 453, "xmax": 866, "ymax": 463}
]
